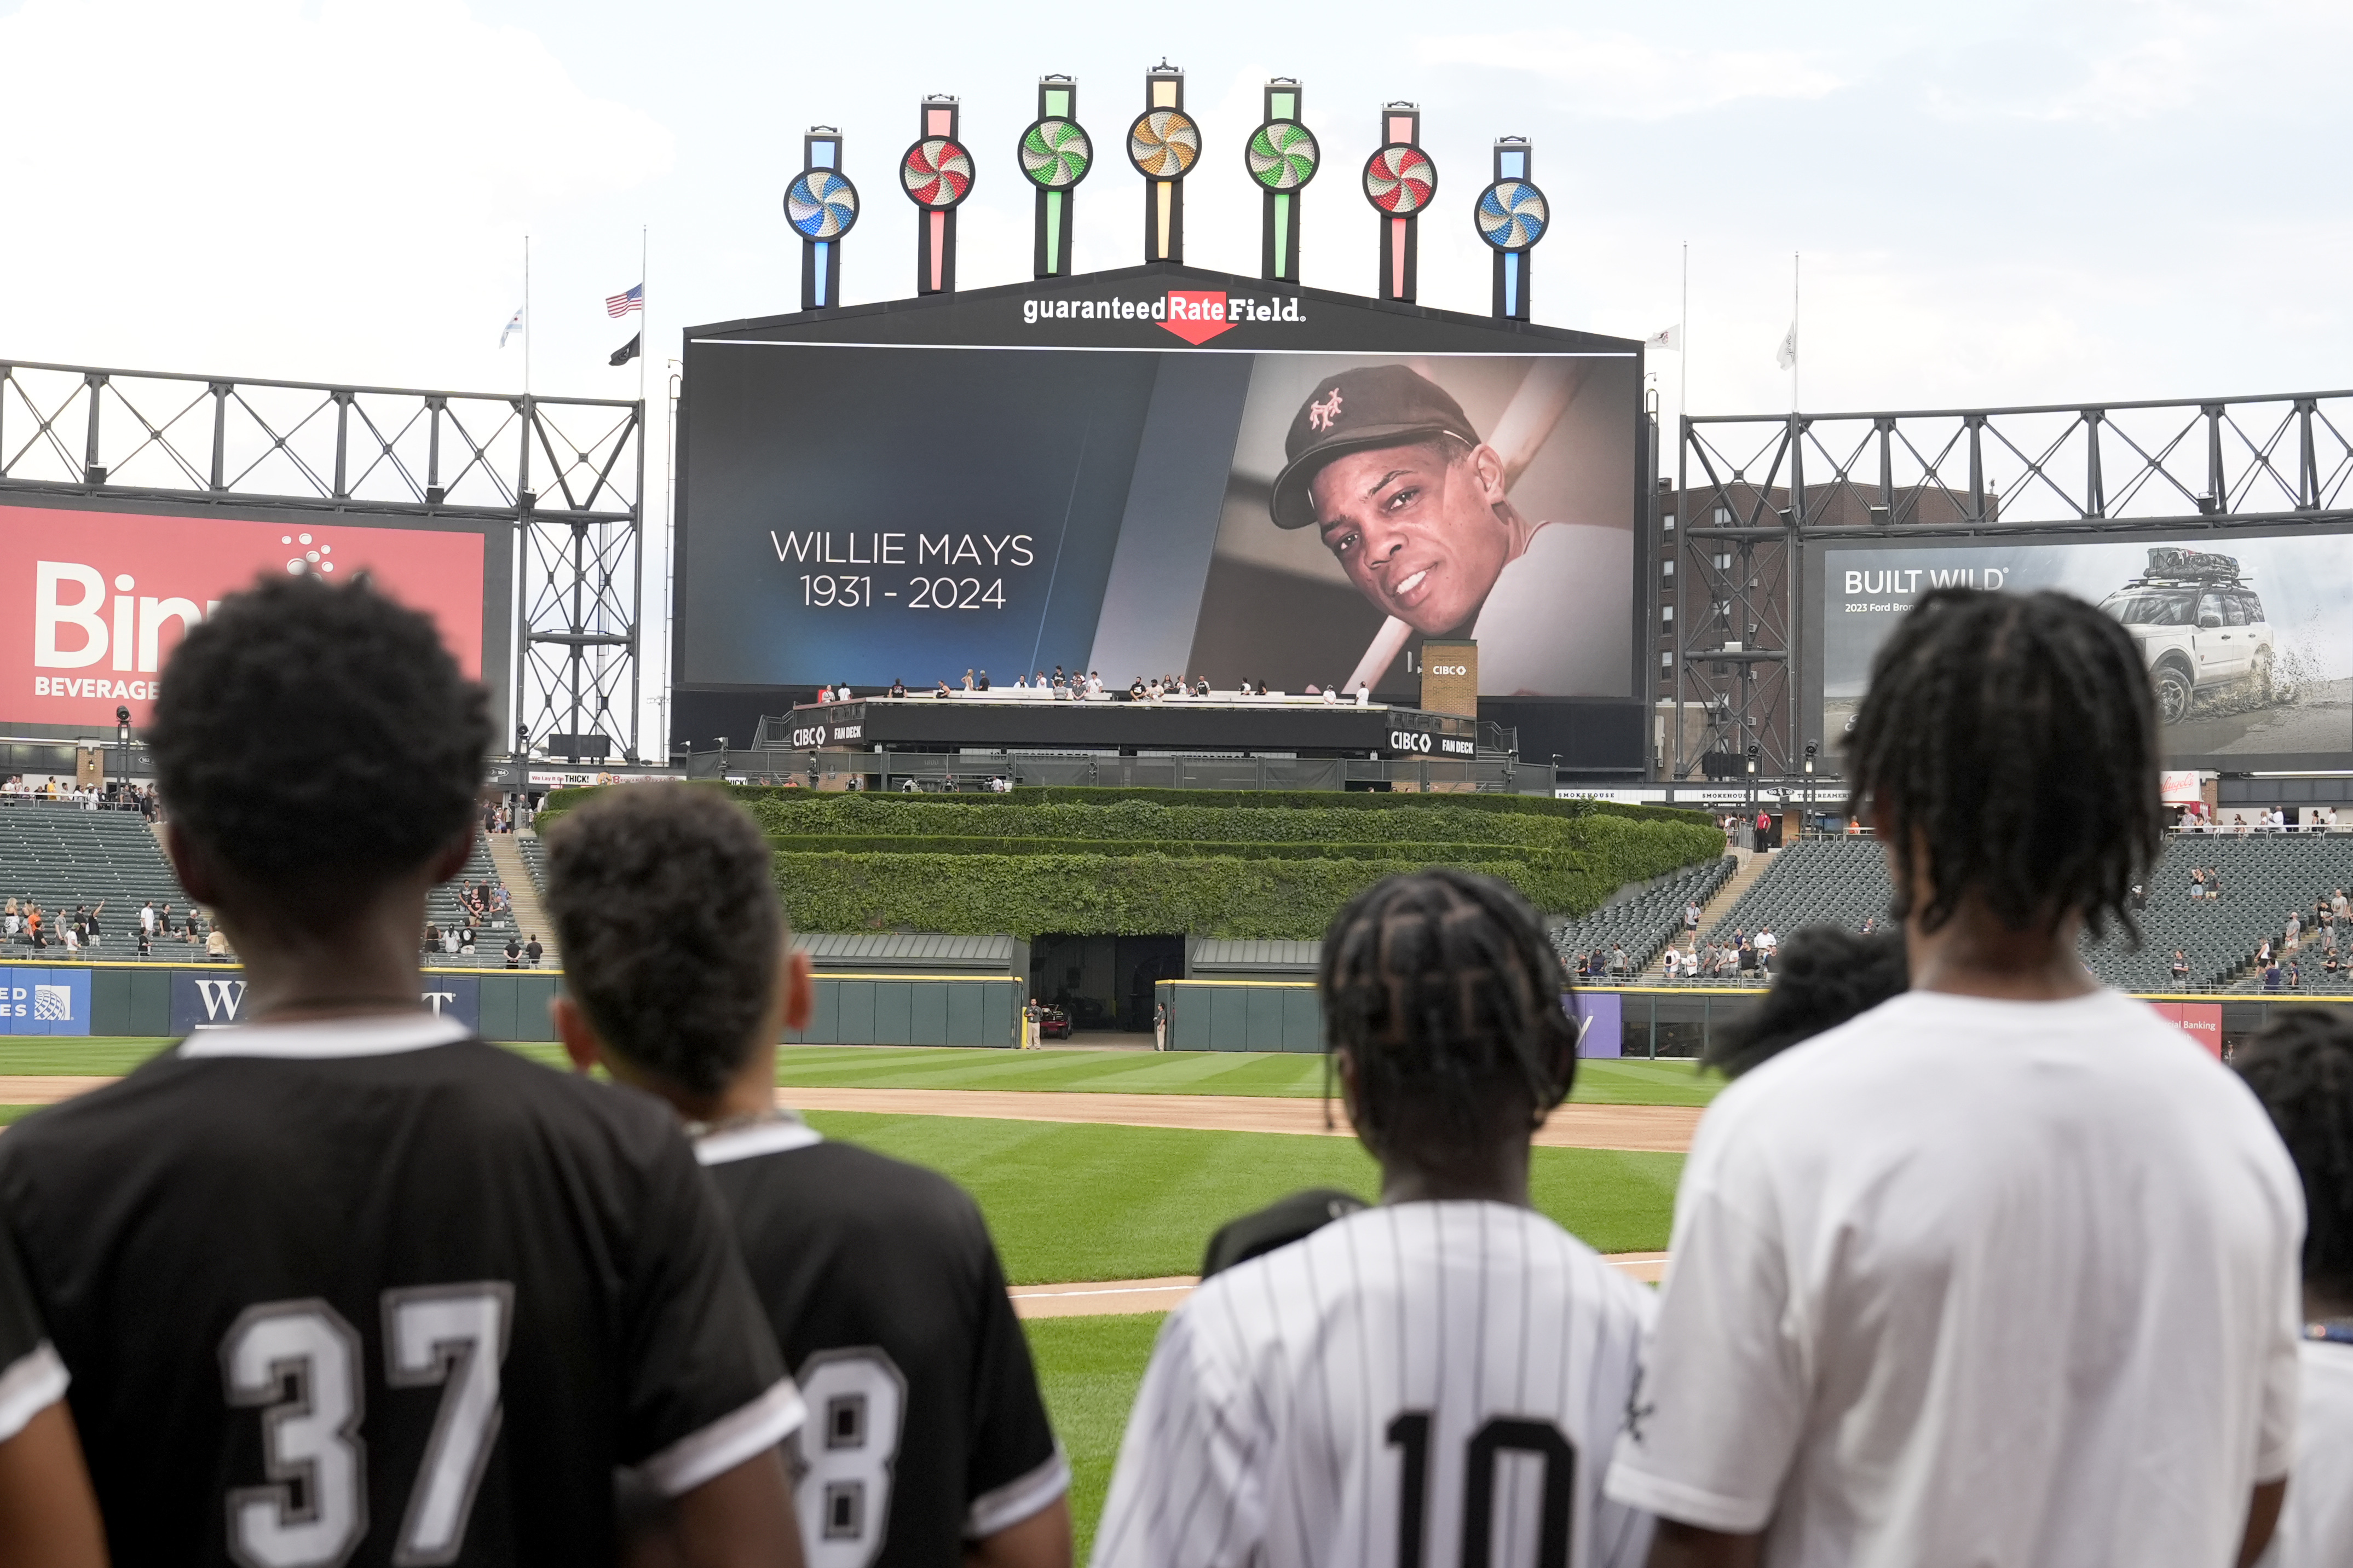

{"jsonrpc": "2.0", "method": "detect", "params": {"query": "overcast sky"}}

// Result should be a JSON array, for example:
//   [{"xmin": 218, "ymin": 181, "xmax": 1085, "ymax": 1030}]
[{"xmin": 5, "ymin": 0, "xmax": 2346, "ymax": 738}]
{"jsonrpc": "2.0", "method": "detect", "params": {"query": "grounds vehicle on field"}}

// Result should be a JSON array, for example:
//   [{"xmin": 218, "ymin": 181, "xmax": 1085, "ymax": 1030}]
[
  {"xmin": 1039, "ymin": 1005, "xmax": 1072, "ymax": 1040},
  {"xmin": 2096, "ymin": 548, "xmax": 2277, "ymax": 724}
]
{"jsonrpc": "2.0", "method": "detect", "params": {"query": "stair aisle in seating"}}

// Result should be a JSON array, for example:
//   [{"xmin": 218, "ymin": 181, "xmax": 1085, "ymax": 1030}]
[{"xmin": 484, "ymin": 832, "xmax": 558, "ymax": 965}]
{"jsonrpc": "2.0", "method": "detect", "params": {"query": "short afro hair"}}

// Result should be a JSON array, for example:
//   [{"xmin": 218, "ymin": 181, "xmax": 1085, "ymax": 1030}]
[
  {"xmin": 1844, "ymin": 588, "xmax": 2161, "ymax": 941},
  {"xmin": 1706, "ymin": 925, "xmax": 1907, "ymax": 1078},
  {"xmin": 1320, "ymin": 870, "xmax": 1578, "ymax": 1163},
  {"xmin": 2236, "ymin": 1007, "xmax": 2353, "ymax": 1303},
  {"xmin": 543, "ymin": 784, "xmax": 784, "ymax": 1097},
  {"xmin": 148, "ymin": 572, "xmax": 491, "ymax": 896}
]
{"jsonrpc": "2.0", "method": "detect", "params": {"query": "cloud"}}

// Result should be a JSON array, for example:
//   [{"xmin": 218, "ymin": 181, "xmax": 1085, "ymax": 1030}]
[
  {"xmin": 1414, "ymin": 28, "xmax": 1843, "ymax": 120},
  {"xmin": 0, "ymin": 0, "xmax": 671, "ymax": 387}
]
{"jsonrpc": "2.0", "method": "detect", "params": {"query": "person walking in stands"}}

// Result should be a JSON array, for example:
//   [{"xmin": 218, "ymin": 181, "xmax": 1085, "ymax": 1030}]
[
  {"xmin": 1608, "ymin": 588, "xmax": 2303, "ymax": 1568},
  {"xmin": 26, "ymin": 908, "xmax": 41, "ymax": 951}
]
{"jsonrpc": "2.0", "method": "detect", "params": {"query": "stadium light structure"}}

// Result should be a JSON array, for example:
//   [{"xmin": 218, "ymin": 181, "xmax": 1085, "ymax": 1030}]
[
  {"xmin": 0, "ymin": 359, "xmax": 645, "ymax": 767},
  {"xmin": 1363, "ymin": 103, "xmax": 1434, "ymax": 303},
  {"xmin": 1022, "ymin": 76, "xmax": 1091, "ymax": 279},
  {"xmin": 1129, "ymin": 62, "xmax": 1197, "ymax": 263},
  {"xmin": 901, "ymin": 96, "xmax": 972, "ymax": 296},
  {"xmin": 1248, "ymin": 79, "xmax": 1317, "ymax": 284},
  {"xmin": 787, "ymin": 128, "xmax": 858, "ymax": 311},
  {"xmin": 1477, "ymin": 137, "xmax": 1548, "ymax": 322},
  {"xmin": 1665, "ymin": 385, "xmax": 2353, "ymax": 786}
]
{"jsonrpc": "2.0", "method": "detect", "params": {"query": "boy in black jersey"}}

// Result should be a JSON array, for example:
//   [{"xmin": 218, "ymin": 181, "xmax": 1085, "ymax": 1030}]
[
  {"xmin": 544, "ymin": 784, "xmax": 1071, "ymax": 1568},
  {"xmin": 0, "ymin": 576, "xmax": 804, "ymax": 1568}
]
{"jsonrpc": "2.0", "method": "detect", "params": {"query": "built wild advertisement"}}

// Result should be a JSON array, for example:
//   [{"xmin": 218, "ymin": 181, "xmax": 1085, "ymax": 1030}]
[
  {"xmin": 676, "ymin": 270, "xmax": 1643, "ymax": 709},
  {"xmin": 1818, "ymin": 530, "xmax": 2353, "ymax": 767}
]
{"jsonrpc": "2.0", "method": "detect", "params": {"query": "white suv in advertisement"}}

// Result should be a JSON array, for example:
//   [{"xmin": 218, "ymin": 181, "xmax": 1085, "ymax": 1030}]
[{"xmin": 2097, "ymin": 548, "xmax": 2276, "ymax": 724}]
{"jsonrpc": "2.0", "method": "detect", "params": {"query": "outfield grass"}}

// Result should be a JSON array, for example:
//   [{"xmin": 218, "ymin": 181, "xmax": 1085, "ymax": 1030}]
[
  {"xmin": 777, "ymin": 1045, "xmax": 1722, "ymax": 1106},
  {"xmin": 0, "ymin": 1039, "xmax": 177, "ymax": 1074},
  {"xmin": 1024, "ymin": 1314, "xmax": 1162, "ymax": 1561},
  {"xmin": 801, "ymin": 1109, "xmax": 1679, "ymax": 1282}
]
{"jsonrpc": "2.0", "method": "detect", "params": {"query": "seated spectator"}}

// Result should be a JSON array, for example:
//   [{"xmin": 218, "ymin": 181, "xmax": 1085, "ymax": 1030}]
[
  {"xmin": 935, "ymin": 678, "xmax": 951, "ymax": 697},
  {"xmin": 1195, "ymin": 676, "xmax": 1209, "ymax": 697},
  {"xmin": 1127, "ymin": 677, "xmax": 1145, "ymax": 699},
  {"xmin": 1704, "ymin": 926, "xmax": 1907, "ymax": 1079}
]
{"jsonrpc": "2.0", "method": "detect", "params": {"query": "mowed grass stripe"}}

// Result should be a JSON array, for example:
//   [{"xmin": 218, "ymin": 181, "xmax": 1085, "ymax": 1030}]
[
  {"xmin": 0, "ymin": 1040, "xmax": 1723, "ymax": 1109},
  {"xmin": 1023, "ymin": 1314, "xmax": 1162, "ymax": 1561},
  {"xmin": 776, "ymin": 1046, "xmax": 1723, "ymax": 1107},
  {"xmin": 800, "ymin": 1109, "xmax": 1681, "ymax": 1283}
]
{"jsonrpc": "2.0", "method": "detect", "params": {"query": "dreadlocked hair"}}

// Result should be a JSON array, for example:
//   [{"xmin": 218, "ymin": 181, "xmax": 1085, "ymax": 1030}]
[
  {"xmin": 1319, "ymin": 870, "xmax": 1579, "ymax": 1165},
  {"xmin": 2236, "ymin": 1008, "xmax": 2353, "ymax": 1303},
  {"xmin": 1843, "ymin": 587, "xmax": 2161, "ymax": 944}
]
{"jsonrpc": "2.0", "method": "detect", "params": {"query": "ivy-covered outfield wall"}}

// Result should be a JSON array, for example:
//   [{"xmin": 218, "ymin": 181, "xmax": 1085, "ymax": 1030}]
[{"xmin": 538, "ymin": 786, "xmax": 1725, "ymax": 940}]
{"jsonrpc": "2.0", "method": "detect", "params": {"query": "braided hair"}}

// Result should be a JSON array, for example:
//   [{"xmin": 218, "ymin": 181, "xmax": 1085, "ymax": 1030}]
[
  {"xmin": 1319, "ymin": 870, "xmax": 1579, "ymax": 1165},
  {"xmin": 2237, "ymin": 1007, "xmax": 2353, "ymax": 1304},
  {"xmin": 1844, "ymin": 588, "xmax": 2161, "ymax": 942}
]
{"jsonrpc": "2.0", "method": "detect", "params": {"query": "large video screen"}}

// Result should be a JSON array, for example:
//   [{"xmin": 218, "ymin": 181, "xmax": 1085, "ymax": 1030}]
[
  {"xmin": 1816, "ymin": 529, "xmax": 2353, "ymax": 766},
  {"xmin": 1, "ymin": 501, "xmax": 503, "ymax": 731},
  {"xmin": 679, "ymin": 344, "xmax": 1638, "ymax": 698}
]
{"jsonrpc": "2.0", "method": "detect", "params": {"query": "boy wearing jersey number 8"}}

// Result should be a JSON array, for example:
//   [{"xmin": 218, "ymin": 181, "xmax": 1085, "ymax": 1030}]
[
  {"xmin": 1093, "ymin": 870, "xmax": 1657, "ymax": 1568},
  {"xmin": 0, "ymin": 577, "xmax": 805, "ymax": 1568},
  {"xmin": 1606, "ymin": 589, "xmax": 2303, "ymax": 1568},
  {"xmin": 545, "ymin": 784, "xmax": 1071, "ymax": 1568}
]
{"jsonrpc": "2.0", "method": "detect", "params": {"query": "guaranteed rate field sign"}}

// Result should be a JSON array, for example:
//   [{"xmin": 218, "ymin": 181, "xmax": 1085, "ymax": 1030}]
[{"xmin": 0, "ymin": 504, "xmax": 488, "ymax": 728}]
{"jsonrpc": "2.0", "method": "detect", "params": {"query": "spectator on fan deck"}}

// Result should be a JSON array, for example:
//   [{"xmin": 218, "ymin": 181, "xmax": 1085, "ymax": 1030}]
[
  {"xmin": 1127, "ymin": 677, "xmax": 1145, "ymax": 699},
  {"xmin": 961, "ymin": 669, "xmax": 976, "ymax": 691},
  {"xmin": 935, "ymin": 679, "xmax": 951, "ymax": 697},
  {"xmin": 1608, "ymin": 588, "xmax": 2301, "ymax": 1568},
  {"xmin": 976, "ymin": 670, "xmax": 990, "ymax": 690},
  {"xmin": 889, "ymin": 677, "xmax": 907, "ymax": 698},
  {"xmin": 2235, "ymin": 1009, "xmax": 2353, "ymax": 1568},
  {"xmin": 817, "ymin": 684, "xmax": 834, "ymax": 703}
]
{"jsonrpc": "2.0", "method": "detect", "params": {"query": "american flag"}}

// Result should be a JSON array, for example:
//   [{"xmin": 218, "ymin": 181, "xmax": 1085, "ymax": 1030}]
[{"xmin": 605, "ymin": 283, "xmax": 644, "ymax": 319}]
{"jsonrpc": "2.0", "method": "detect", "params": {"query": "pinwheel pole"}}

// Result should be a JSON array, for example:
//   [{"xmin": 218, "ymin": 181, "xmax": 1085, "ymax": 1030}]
[
  {"xmin": 1362, "ymin": 103, "xmax": 1434, "ymax": 303},
  {"xmin": 786, "ymin": 127, "xmax": 858, "ymax": 311},
  {"xmin": 1478, "ymin": 136, "xmax": 1550, "ymax": 322},
  {"xmin": 1022, "ymin": 76, "xmax": 1091, "ymax": 279},
  {"xmin": 1248, "ymin": 79, "xmax": 1318, "ymax": 284},
  {"xmin": 1129, "ymin": 63, "xmax": 1198, "ymax": 263},
  {"xmin": 901, "ymin": 96, "xmax": 974, "ymax": 295}
]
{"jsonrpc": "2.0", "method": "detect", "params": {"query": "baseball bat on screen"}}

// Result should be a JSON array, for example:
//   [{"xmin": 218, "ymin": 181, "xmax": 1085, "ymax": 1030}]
[{"xmin": 1339, "ymin": 360, "xmax": 1583, "ymax": 697}]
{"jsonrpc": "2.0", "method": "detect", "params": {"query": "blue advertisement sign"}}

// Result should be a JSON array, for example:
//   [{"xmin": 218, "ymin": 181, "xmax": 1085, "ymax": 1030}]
[
  {"xmin": 169, "ymin": 973, "xmax": 480, "ymax": 1035},
  {"xmin": 1571, "ymin": 990, "xmax": 1623, "ymax": 1058},
  {"xmin": 0, "ymin": 969, "xmax": 90, "ymax": 1035}
]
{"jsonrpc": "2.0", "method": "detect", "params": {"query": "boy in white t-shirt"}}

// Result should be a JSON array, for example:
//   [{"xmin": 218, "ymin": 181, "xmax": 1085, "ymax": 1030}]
[
  {"xmin": 1607, "ymin": 588, "xmax": 2304, "ymax": 1568},
  {"xmin": 2236, "ymin": 1009, "xmax": 2353, "ymax": 1568}
]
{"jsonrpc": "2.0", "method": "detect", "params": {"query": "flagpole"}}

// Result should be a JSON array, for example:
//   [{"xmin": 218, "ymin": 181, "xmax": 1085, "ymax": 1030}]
[
  {"xmin": 1679, "ymin": 240, "xmax": 1688, "ymax": 431},
  {"xmin": 1791, "ymin": 251, "xmax": 1800, "ymax": 415},
  {"xmin": 638, "ymin": 225, "xmax": 649, "ymax": 408},
  {"xmin": 523, "ymin": 234, "xmax": 533, "ymax": 398}
]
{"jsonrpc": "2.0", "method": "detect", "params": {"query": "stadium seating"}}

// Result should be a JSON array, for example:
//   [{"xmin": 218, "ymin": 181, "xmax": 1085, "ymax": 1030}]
[
  {"xmin": 1673, "ymin": 829, "xmax": 2353, "ymax": 993},
  {"xmin": 1550, "ymin": 857, "xmax": 1737, "ymax": 981},
  {"xmin": 0, "ymin": 804, "xmax": 186, "ymax": 947},
  {"xmin": 1699, "ymin": 838, "xmax": 1895, "ymax": 958},
  {"xmin": 515, "ymin": 835, "xmax": 547, "ymax": 896}
]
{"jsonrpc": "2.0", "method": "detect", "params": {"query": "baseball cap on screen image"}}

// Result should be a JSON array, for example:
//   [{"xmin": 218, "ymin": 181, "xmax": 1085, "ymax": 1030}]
[{"xmin": 1268, "ymin": 366, "xmax": 1480, "ymax": 530}]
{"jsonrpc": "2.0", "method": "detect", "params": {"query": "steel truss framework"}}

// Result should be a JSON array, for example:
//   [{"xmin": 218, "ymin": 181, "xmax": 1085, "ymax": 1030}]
[
  {"xmin": 0, "ymin": 359, "xmax": 642, "ymax": 762},
  {"xmin": 1666, "ymin": 389, "xmax": 2353, "ymax": 783}
]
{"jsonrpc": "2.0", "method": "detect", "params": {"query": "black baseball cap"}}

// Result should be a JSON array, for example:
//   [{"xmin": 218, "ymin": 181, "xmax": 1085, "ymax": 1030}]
[{"xmin": 1268, "ymin": 365, "xmax": 1481, "ymax": 529}]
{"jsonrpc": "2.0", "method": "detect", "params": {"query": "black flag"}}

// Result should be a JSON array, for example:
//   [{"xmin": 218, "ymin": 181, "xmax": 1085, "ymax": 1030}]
[{"xmin": 609, "ymin": 333, "xmax": 641, "ymax": 367}]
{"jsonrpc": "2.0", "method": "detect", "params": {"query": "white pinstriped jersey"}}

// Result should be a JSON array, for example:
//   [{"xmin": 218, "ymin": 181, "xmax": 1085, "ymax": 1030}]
[{"xmin": 1093, "ymin": 1201, "xmax": 1656, "ymax": 1568}]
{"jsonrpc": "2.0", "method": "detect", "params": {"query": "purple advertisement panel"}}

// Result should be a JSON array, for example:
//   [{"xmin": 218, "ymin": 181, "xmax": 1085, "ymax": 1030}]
[{"xmin": 1570, "ymin": 990, "xmax": 1623, "ymax": 1058}]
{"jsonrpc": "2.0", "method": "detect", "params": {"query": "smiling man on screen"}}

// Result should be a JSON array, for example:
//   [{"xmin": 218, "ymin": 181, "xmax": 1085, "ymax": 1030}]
[{"xmin": 1268, "ymin": 364, "xmax": 1629, "ymax": 696}]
